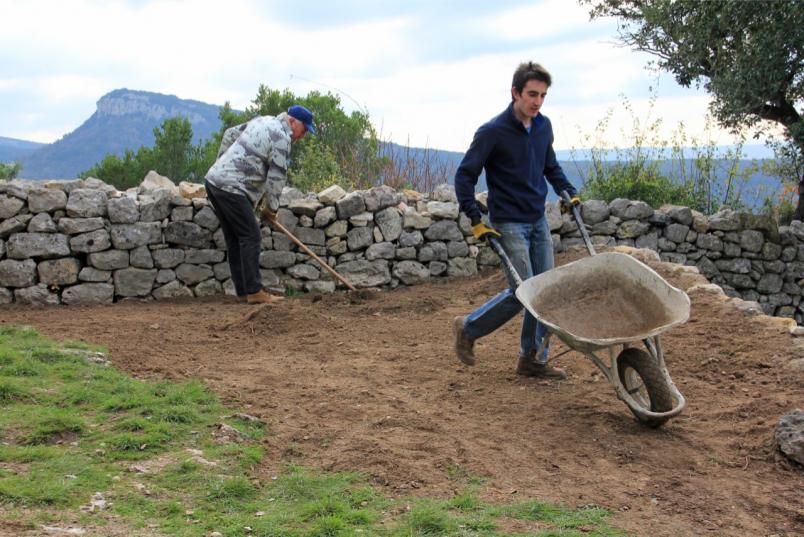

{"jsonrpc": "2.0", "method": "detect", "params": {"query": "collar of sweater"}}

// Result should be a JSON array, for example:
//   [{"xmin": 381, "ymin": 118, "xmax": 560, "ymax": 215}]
[{"xmin": 505, "ymin": 102, "xmax": 545, "ymax": 132}]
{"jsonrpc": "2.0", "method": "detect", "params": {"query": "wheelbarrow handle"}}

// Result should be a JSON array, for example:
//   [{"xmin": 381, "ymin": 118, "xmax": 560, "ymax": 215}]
[
  {"xmin": 487, "ymin": 236, "xmax": 524, "ymax": 288},
  {"xmin": 560, "ymin": 190, "xmax": 596, "ymax": 257}
]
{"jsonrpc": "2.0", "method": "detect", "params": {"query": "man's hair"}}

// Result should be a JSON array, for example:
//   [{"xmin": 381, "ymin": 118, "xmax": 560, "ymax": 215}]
[{"xmin": 511, "ymin": 62, "xmax": 552, "ymax": 97}]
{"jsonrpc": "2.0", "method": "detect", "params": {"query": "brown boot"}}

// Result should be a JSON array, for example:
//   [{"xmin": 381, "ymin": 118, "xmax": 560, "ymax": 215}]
[
  {"xmin": 452, "ymin": 315, "xmax": 476, "ymax": 366},
  {"xmin": 516, "ymin": 354, "xmax": 567, "ymax": 379},
  {"xmin": 246, "ymin": 289, "xmax": 284, "ymax": 305}
]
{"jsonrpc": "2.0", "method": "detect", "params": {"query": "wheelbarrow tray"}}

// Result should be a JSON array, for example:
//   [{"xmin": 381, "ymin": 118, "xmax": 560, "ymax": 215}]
[{"xmin": 515, "ymin": 252, "xmax": 690, "ymax": 353}]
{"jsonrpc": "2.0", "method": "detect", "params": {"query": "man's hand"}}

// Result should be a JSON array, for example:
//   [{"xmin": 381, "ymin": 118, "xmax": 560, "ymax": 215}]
[
  {"xmin": 559, "ymin": 195, "xmax": 581, "ymax": 215},
  {"xmin": 472, "ymin": 222, "xmax": 501, "ymax": 241},
  {"xmin": 260, "ymin": 206, "xmax": 277, "ymax": 223}
]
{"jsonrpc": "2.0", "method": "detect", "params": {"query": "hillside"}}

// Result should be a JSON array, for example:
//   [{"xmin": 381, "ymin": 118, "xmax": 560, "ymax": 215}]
[
  {"xmin": 0, "ymin": 136, "xmax": 44, "ymax": 163},
  {"xmin": 16, "ymin": 89, "xmax": 224, "ymax": 179},
  {"xmin": 2, "ymin": 87, "xmax": 781, "ymax": 209}
]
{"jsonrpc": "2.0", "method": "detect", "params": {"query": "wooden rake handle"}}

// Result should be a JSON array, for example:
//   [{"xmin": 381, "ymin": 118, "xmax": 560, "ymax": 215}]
[{"xmin": 269, "ymin": 218, "xmax": 357, "ymax": 292}]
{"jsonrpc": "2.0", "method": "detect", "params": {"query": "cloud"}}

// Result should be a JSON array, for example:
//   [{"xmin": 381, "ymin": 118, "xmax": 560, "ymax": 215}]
[
  {"xmin": 0, "ymin": 0, "xmax": 737, "ymax": 153},
  {"xmin": 480, "ymin": 0, "xmax": 595, "ymax": 41}
]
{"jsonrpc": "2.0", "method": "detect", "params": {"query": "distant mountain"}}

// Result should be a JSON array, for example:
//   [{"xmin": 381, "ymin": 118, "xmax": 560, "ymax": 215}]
[
  {"xmin": 0, "ymin": 136, "xmax": 45, "ymax": 163},
  {"xmin": 3, "ymin": 88, "xmax": 780, "ymax": 209},
  {"xmin": 16, "ymin": 89, "xmax": 225, "ymax": 179}
]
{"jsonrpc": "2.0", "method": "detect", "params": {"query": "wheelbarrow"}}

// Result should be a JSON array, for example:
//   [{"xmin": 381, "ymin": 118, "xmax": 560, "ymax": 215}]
[{"xmin": 487, "ymin": 192, "xmax": 690, "ymax": 427}]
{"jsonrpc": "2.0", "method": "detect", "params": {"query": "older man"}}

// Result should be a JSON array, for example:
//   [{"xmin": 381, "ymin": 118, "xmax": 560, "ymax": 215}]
[{"xmin": 204, "ymin": 105, "xmax": 315, "ymax": 304}]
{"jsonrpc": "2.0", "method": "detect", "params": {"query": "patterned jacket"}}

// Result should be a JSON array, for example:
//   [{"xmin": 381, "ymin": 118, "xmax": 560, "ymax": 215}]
[{"xmin": 204, "ymin": 112, "xmax": 291, "ymax": 212}]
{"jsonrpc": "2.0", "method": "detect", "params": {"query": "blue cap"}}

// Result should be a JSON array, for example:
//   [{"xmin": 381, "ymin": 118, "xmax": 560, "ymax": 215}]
[{"xmin": 287, "ymin": 105, "xmax": 316, "ymax": 135}]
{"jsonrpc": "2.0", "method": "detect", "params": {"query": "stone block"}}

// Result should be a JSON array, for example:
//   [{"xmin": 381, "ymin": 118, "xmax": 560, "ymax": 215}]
[
  {"xmin": 114, "ymin": 268, "xmax": 157, "ymax": 297},
  {"xmin": 66, "ymin": 189, "xmax": 107, "ymax": 218},
  {"xmin": 70, "ymin": 229, "xmax": 112, "ymax": 254},
  {"xmin": 107, "ymin": 196, "xmax": 140, "ymax": 224},
  {"xmin": 89, "ymin": 250, "xmax": 129, "ymax": 270},
  {"xmin": 111, "ymin": 222, "xmax": 162, "ymax": 250},
  {"xmin": 28, "ymin": 213, "xmax": 58, "ymax": 233},
  {"xmin": 27, "ymin": 189, "xmax": 67, "ymax": 213},
  {"xmin": 0, "ymin": 259, "xmax": 36, "ymax": 287},
  {"xmin": 62, "ymin": 283, "xmax": 115, "ymax": 305},
  {"xmin": 38, "ymin": 257, "xmax": 81, "ymax": 285},
  {"xmin": 57, "ymin": 217, "xmax": 105, "ymax": 235},
  {"xmin": 393, "ymin": 260, "xmax": 430, "ymax": 285},
  {"xmin": 7, "ymin": 233, "xmax": 71, "ymax": 259}
]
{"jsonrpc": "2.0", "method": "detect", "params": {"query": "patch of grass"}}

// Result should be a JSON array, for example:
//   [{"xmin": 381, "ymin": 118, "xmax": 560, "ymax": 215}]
[
  {"xmin": 0, "ymin": 325, "xmax": 626, "ymax": 537},
  {"xmin": 448, "ymin": 488, "xmax": 483, "ymax": 512},
  {"xmin": 0, "ymin": 473, "xmax": 75, "ymax": 505},
  {"xmin": 152, "ymin": 404, "xmax": 202, "ymax": 424},
  {"xmin": 0, "ymin": 445, "xmax": 60, "ymax": 463},
  {"xmin": 1, "ymin": 357, "xmax": 43, "ymax": 377},
  {"xmin": 497, "ymin": 500, "xmax": 617, "ymax": 532},
  {"xmin": 393, "ymin": 499, "xmax": 458, "ymax": 536},
  {"xmin": 0, "ymin": 453, "xmax": 106, "ymax": 507},
  {"xmin": 0, "ymin": 379, "xmax": 30, "ymax": 403},
  {"xmin": 24, "ymin": 410, "xmax": 85, "ymax": 445},
  {"xmin": 0, "ymin": 349, "xmax": 16, "ymax": 365},
  {"xmin": 446, "ymin": 463, "xmax": 486, "ymax": 486},
  {"xmin": 104, "ymin": 427, "xmax": 173, "ymax": 459},
  {"xmin": 208, "ymin": 476, "xmax": 258, "ymax": 503}
]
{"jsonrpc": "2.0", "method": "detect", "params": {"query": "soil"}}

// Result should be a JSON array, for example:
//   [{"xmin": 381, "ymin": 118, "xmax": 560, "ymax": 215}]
[{"xmin": 1, "ymin": 249, "xmax": 802, "ymax": 537}]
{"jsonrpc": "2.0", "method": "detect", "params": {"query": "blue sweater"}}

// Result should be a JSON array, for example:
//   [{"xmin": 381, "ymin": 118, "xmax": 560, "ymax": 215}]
[{"xmin": 454, "ymin": 103, "xmax": 576, "ymax": 224}]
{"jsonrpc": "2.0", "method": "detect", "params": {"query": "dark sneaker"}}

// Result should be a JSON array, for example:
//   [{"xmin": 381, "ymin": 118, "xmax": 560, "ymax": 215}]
[
  {"xmin": 246, "ymin": 289, "xmax": 284, "ymax": 305},
  {"xmin": 452, "ymin": 316, "xmax": 475, "ymax": 366},
  {"xmin": 516, "ymin": 354, "xmax": 567, "ymax": 379}
]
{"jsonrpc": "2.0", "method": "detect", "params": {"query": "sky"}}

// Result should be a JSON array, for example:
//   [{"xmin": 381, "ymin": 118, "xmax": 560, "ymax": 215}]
[{"xmin": 0, "ymin": 0, "xmax": 772, "ymax": 154}]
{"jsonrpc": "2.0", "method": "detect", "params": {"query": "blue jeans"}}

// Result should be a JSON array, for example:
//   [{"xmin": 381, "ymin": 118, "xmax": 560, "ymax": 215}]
[{"xmin": 463, "ymin": 216, "xmax": 554, "ymax": 363}]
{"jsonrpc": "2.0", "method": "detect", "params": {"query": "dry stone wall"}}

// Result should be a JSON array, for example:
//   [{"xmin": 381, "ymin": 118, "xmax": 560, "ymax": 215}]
[{"xmin": 3, "ymin": 176, "xmax": 804, "ymax": 325}]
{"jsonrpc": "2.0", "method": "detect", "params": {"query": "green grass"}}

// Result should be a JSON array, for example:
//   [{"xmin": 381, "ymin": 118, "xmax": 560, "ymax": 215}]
[{"xmin": 0, "ymin": 325, "xmax": 626, "ymax": 536}]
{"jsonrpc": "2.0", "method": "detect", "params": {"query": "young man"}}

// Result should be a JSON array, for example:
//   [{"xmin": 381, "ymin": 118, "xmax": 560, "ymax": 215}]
[
  {"xmin": 452, "ymin": 62, "xmax": 579, "ymax": 379},
  {"xmin": 204, "ymin": 105, "xmax": 315, "ymax": 304}
]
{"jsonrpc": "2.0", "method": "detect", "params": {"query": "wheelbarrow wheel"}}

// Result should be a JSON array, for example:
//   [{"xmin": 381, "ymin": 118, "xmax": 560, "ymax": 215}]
[{"xmin": 616, "ymin": 348, "xmax": 674, "ymax": 428}]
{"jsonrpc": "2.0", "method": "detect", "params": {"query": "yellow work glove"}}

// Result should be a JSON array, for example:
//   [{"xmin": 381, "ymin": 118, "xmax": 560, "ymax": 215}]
[
  {"xmin": 559, "ymin": 195, "xmax": 581, "ymax": 215},
  {"xmin": 471, "ymin": 222, "xmax": 502, "ymax": 241}
]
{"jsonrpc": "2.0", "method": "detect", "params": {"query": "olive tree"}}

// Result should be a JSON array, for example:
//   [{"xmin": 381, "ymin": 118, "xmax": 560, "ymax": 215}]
[{"xmin": 584, "ymin": 0, "xmax": 804, "ymax": 215}]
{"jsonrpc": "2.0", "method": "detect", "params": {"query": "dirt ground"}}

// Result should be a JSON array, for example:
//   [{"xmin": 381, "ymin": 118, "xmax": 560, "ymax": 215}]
[{"xmin": 1, "ymin": 249, "xmax": 802, "ymax": 537}]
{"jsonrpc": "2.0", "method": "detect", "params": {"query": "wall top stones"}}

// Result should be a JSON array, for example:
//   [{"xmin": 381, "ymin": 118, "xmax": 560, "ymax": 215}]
[{"xmin": 2, "ymin": 174, "xmax": 804, "ymax": 326}]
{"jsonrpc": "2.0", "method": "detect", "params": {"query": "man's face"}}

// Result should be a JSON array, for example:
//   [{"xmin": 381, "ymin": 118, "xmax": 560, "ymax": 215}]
[
  {"xmin": 512, "ymin": 79, "xmax": 548, "ymax": 119},
  {"xmin": 289, "ymin": 118, "xmax": 307, "ymax": 142}
]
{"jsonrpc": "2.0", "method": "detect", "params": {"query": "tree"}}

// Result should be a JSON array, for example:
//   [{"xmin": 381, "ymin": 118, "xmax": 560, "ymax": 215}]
[
  {"xmin": 151, "ymin": 117, "xmax": 194, "ymax": 182},
  {"xmin": 584, "ymin": 0, "xmax": 804, "ymax": 213},
  {"xmin": 81, "ymin": 148, "xmax": 153, "ymax": 190},
  {"xmin": 243, "ymin": 86, "xmax": 385, "ymax": 191},
  {"xmin": 82, "ymin": 87, "xmax": 387, "ymax": 193},
  {"xmin": 82, "ymin": 117, "xmax": 198, "ymax": 189},
  {"xmin": 0, "ymin": 161, "xmax": 21, "ymax": 180}
]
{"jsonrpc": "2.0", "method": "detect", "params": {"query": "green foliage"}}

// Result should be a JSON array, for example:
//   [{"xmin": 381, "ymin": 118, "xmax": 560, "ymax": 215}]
[
  {"xmin": 150, "ymin": 116, "xmax": 194, "ymax": 182},
  {"xmin": 0, "ymin": 161, "xmax": 21, "ymax": 180},
  {"xmin": 25, "ymin": 410, "xmax": 85, "ymax": 445},
  {"xmin": 81, "ymin": 117, "xmax": 205, "ymax": 190},
  {"xmin": 585, "ymin": 0, "xmax": 803, "ymax": 151},
  {"xmin": 81, "ymin": 147, "xmax": 153, "ymax": 190},
  {"xmin": 81, "ymin": 86, "xmax": 389, "ymax": 193},
  {"xmin": 585, "ymin": 0, "xmax": 804, "ymax": 217},
  {"xmin": 573, "ymin": 92, "xmax": 760, "ymax": 213},
  {"xmin": 288, "ymin": 136, "xmax": 344, "ymax": 193},
  {"xmin": 393, "ymin": 500, "xmax": 459, "ymax": 536},
  {"xmin": 243, "ymin": 85, "xmax": 385, "ymax": 190},
  {"xmin": 0, "ymin": 379, "xmax": 29, "ymax": 403}
]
